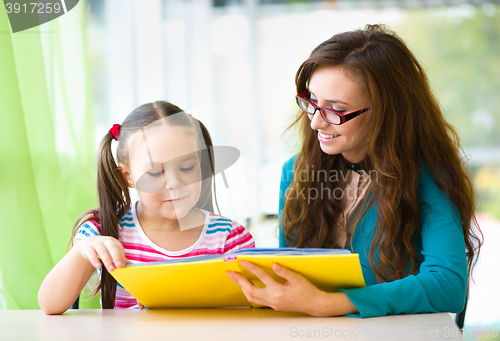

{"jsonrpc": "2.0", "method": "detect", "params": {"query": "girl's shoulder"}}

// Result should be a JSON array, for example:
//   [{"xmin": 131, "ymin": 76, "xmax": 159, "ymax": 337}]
[
  {"xmin": 118, "ymin": 207, "xmax": 135, "ymax": 226},
  {"xmin": 77, "ymin": 206, "xmax": 134, "ymax": 235},
  {"xmin": 204, "ymin": 211, "xmax": 242, "ymax": 229},
  {"xmin": 200, "ymin": 211, "xmax": 255, "ymax": 251},
  {"xmin": 76, "ymin": 213, "xmax": 101, "ymax": 238},
  {"xmin": 201, "ymin": 210, "xmax": 249, "ymax": 235}
]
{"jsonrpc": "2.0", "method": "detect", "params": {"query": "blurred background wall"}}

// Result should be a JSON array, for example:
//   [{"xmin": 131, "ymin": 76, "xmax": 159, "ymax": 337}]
[{"xmin": 87, "ymin": 0, "xmax": 500, "ymax": 233}]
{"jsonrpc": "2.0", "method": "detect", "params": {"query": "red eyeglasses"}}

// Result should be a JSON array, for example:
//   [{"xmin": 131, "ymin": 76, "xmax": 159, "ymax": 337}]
[{"xmin": 295, "ymin": 90, "xmax": 370, "ymax": 125}]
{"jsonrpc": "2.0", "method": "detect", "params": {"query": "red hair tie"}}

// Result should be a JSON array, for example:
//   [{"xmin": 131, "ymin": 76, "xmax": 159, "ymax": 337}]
[
  {"xmin": 187, "ymin": 113, "xmax": 195, "ymax": 123},
  {"xmin": 109, "ymin": 124, "xmax": 121, "ymax": 141}
]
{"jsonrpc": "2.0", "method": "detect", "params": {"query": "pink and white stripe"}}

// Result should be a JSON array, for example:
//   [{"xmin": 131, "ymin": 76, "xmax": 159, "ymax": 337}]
[{"xmin": 75, "ymin": 203, "xmax": 255, "ymax": 309}]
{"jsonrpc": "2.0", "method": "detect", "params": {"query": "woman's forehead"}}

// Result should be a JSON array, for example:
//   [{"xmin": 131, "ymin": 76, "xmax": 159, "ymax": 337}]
[{"xmin": 309, "ymin": 66, "xmax": 365, "ymax": 104}]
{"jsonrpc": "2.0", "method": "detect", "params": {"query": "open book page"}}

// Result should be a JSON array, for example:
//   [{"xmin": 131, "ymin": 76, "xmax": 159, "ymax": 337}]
[
  {"xmin": 124, "ymin": 247, "xmax": 352, "ymax": 267},
  {"xmin": 110, "ymin": 247, "xmax": 365, "ymax": 308}
]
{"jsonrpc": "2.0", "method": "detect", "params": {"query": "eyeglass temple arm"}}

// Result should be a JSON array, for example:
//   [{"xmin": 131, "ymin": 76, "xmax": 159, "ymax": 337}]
[{"xmin": 342, "ymin": 107, "xmax": 370, "ymax": 123}]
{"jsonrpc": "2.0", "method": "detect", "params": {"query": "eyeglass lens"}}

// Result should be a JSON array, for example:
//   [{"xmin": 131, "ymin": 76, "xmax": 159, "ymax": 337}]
[{"xmin": 297, "ymin": 97, "xmax": 341, "ymax": 124}]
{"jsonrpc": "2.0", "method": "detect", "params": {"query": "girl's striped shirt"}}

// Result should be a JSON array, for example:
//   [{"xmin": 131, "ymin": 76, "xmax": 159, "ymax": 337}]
[{"xmin": 75, "ymin": 203, "xmax": 255, "ymax": 309}]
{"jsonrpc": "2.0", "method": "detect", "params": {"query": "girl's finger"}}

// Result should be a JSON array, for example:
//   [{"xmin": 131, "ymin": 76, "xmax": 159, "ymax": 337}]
[
  {"xmin": 93, "ymin": 244, "xmax": 116, "ymax": 272},
  {"xmin": 84, "ymin": 247, "xmax": 103, "ymax": 269},
  {"xmin": 104, "ymin": 240, "xmax": 127, "ymax": 268}
]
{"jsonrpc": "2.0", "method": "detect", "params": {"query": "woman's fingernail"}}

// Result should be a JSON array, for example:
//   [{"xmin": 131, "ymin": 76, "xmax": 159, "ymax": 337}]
[
  {"xmin": 274, "ymin": 264, "xmax": 281, "ymax": 271},
  {"xmin": 226, "ymin": 271, "xmax": 232, "ymax": 277}
]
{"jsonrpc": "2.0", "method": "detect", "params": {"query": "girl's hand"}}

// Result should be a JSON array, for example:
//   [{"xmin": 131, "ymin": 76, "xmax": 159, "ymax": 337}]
[
  {"xmin": 226, "ymin": 261, "xmax": 331, "ymax": 316},
  {"xmin": 74, "ymin": 236, "xmax": 129, "ymax": 272},
  {"xmin": 137, "ymin": 300, "xmax": 145, "ymax": 310}
]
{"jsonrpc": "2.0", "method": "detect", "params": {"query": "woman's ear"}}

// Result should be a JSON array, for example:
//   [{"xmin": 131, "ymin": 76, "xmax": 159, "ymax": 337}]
[{"xmin": 118, "ymin": 163, "xmax": 135, "ymax": 188}]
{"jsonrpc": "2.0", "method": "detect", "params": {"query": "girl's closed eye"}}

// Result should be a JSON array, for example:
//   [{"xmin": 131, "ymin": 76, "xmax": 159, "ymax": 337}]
[
  {"xmin": 180, "ymin": 165, "xmax": 195, "ymax": 172},
  {"xmin": 146, "ymin": 165, "xmax": 164, "ymax": 177},
  {"xmin": 148, "ymin": 165, "xmax": 195, "ymax": 175},
  {"xmin": 148, "ymin": 170, "xmax": 163, "ymax": 177}
]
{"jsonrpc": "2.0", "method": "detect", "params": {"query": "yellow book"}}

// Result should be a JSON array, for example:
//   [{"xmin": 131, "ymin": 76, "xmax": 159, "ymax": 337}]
[{"xmin": 110, "ymin": 248, "xmax": 365, "ymax": 308}]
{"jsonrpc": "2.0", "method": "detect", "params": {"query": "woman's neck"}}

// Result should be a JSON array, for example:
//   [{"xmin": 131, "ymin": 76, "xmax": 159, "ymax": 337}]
[{"xmin": 341, "ymin": 149, "xmax": 367, "ymax": 164}]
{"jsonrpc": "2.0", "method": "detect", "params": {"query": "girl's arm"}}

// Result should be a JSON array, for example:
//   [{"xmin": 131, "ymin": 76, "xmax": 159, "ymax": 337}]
[
  {"xmin": 38, "ymin": 236, "xmax": 127, "ymax": 315},
  {"xmin": 227, "ymin": 261, "xmax": 358, "ymax": 316}
]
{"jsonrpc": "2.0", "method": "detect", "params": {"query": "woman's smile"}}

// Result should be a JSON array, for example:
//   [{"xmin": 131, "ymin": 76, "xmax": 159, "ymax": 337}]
[{"xmin": 318, "ymin": 131, "xmax": 341, "ymax": 142}]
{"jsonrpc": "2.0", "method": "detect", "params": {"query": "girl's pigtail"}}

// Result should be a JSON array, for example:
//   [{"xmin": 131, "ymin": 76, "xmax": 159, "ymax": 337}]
[
  {"xmin": 96, "ymin": 132, "xmax": 131, "ymax": 309},
  {"xmin": 197, "ymin": 120, "xmax": 217, "ymax": 214}
]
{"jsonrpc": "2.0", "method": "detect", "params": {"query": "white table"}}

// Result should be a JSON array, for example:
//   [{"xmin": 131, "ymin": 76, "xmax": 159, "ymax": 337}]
[{"xmin": 0, "ymin": 308, "xmax": 464, "ymax": 341}]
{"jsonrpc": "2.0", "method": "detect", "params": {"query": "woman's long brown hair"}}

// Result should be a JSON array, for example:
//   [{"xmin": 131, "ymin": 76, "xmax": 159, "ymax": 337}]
[
  {"xmin": 282, "ymin": 24, "xmax": 482, "ymax": 283},
  {"xmin": 70, "ymin": 101, "xmax": 216, "ymax": 308}
]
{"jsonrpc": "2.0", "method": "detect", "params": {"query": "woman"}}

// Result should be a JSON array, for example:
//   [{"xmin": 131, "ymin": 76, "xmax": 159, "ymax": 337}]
[{"xmin": 227, "ymin": 24, "xmax": 481, "ymax": 317}]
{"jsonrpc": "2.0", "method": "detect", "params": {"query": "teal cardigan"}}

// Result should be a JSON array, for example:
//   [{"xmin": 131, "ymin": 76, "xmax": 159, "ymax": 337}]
[{"xmin": 278, "ymin": 155, "xmax": 467, "ymax": 318}]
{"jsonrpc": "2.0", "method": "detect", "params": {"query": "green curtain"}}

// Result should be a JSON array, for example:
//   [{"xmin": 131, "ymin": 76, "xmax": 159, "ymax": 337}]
[{"xmin": 0, "ymin": 1, "xmax": 99, "ymax": 309}]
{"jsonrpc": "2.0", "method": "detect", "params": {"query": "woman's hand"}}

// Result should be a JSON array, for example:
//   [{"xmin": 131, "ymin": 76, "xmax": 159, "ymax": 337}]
[
  {"xmin": 75, "ymin": 236, "xmax": 129, "ymax": 272},
  {"xmin": 227, "ymin": 261, "xmax": 358, "ymax": 317},
  {"xmin": 226, "ymin": 261, "xmax": 327, "ymax": 316}
]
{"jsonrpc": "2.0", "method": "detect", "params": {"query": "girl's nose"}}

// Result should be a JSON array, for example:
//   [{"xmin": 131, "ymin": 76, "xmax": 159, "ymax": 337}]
[
  {"xmin": 164, "ymin": 179, "xmax": 181, "ymax": 191},
  {"xmin": 162, "ymin": 168, "xmax": 182, "ymax": 191},
  {"xmin": 163, "ymin": 171, "xmax": 185, "ymax": 191}
]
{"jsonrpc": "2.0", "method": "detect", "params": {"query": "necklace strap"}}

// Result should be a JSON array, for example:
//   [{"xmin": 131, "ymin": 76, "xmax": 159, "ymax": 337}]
[{"xmin": 344, "ymin": 159, "xmax": 366, "ymax": 173}]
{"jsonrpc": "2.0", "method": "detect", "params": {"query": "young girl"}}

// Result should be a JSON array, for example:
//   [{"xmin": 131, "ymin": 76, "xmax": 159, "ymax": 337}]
[
  {"xmin": 38, "ymin": 101, "xmax": 254, "ymax": 314},
  {"xmin": 227, "ymin": 25, "xmax": 482, "ymax": 318}
]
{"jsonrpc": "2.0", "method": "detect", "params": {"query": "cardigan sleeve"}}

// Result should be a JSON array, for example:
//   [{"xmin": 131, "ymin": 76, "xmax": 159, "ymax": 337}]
[{"xmin": 338, "ymin": 165, "xmax": 468, "ymax": 317}]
